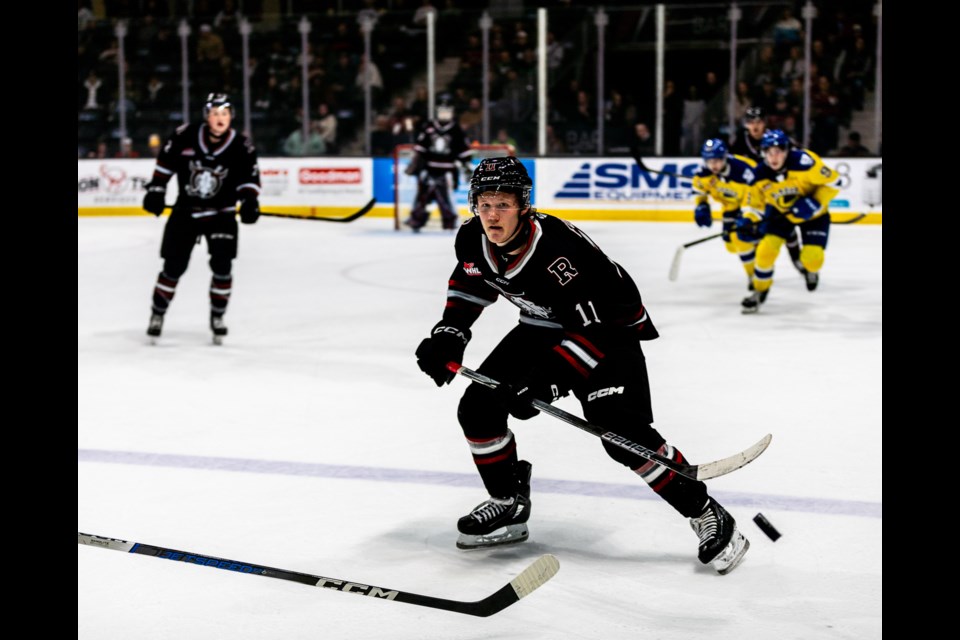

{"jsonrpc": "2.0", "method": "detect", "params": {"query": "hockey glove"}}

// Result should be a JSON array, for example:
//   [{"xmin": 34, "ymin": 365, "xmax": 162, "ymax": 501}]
[
  {"xmin": 239, "ymin": 197, "xmax": 260, "ymax": 224},
  {"xmin": 143, "ymin": 183, "xmax": 167, "ymax": 216},
  {"xmin": 735, "ymin": 216, "xmax": 764, "ymax": 243},
  {"xmin": 495, "ymin": 377, "xmax": 566, "ymax": 421},
  {"xmin": 415, "ymin": 323, "xmax": 472, "ymax": 387},
  {"xmin": 495, "ymin": 358, "xmax": 571, "ymax": 421},
  {"xmin": 694, "ymin": 203, "xmax": 713, "ymax": 228},
  {"xmin": 790, "ymin": 196, "xmax": 821, "ymax": 220}
]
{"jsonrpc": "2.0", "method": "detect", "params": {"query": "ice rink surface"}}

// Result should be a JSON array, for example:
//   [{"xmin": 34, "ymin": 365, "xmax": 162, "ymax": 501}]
[{"xmin": 78, "ymin": 214, "xmax": 882, "ymax": 639}]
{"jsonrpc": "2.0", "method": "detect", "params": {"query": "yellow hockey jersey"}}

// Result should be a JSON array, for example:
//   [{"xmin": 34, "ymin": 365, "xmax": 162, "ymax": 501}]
[
  {"xmin": 692, "ymin": 154, "xmax": 757, "ymax": 214},
  {"xmin": 745, "ymin": 149, "xmax": 841, "ymax": 224}
]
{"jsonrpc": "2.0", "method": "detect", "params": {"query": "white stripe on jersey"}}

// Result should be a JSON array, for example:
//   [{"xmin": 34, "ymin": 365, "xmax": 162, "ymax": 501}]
[
  {"xmin": 559, "ymin": 339, "xmax": 599, "ymax": 370},
  {"xmin": 448, "ymin": 290, "xmax": 494, "ymax": 307}
]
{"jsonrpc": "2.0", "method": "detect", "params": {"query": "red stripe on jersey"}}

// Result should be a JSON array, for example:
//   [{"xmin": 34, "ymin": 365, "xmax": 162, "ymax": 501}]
[
  {"xmin": 564, "ymin": 332, "xmax": 604, "ymax": 359},
  {"xmin": 552, "ymin": 345, "xmax": 590, "ymax": 378}
]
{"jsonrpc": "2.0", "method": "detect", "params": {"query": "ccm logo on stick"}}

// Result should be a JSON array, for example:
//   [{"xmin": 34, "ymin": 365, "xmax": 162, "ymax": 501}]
[{"xmin": 587, "ymin": 387, "xmax": 624, "ymax": 401}]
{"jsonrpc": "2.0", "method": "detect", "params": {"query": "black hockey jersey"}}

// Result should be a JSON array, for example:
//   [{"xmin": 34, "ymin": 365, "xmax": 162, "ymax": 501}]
[
  {"xmin": 729, "ymin": 129, "xmax": 764, "ymax": 163},
  {"xmin": 150, "ymin": 122, "xmax": 261, "ymax": 214},
  {"xmin": 442, "ymin": 213, "xmax": 659, "ymax": 381},
  {"xmin": 411, "ymin": 119, "xmax": 473, "ymax": 177}
]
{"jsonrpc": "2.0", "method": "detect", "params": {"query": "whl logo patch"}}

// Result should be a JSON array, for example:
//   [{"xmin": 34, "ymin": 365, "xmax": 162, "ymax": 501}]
[{"xmin": 463, "ymin": 262, "xmax": 482, "ymax": 276}]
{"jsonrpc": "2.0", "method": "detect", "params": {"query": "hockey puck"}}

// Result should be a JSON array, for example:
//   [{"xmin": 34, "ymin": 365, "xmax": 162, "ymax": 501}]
[{"xmin": 753, "ymin": 513, "xmax": 781, "ymax": 541}]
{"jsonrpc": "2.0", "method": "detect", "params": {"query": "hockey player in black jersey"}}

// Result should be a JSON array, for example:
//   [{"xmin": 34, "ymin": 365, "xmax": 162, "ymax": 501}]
[
  {"xmin": 403, "ymin": 96, "xmax": 474, "ymax": 231},
  {"xmin": 142, "ymin": 93, "xmax": 261, "ymax": 344},
  {"xmin": 415, "ymin": 157, "xmax": 749, "ymax": 574}
]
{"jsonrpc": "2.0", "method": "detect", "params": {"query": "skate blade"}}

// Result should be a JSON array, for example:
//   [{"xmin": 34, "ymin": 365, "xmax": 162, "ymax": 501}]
[
  {"xmin": 456, "ymin": 524, "xmax": 529, "ymax": 550},
  {"xmin": 212, "ymin": 335, "xmax": 224, "ymax": 346},
  {"xmin": 712, "ymin": 529, "xmax": 749, "ymax": 575},
  {"xmin": 149, "ymin": 336, "xmax": 159, "ymax": 346}
]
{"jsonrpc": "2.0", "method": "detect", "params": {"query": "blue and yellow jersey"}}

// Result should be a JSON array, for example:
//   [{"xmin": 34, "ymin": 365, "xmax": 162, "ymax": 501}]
[
  {"xmin": 691, "ymin": 154, "xmax": 757, "ymax": 214},
  {"xmin": 746, "ymin": 148, "xmax": 841, "ymax": 224}
]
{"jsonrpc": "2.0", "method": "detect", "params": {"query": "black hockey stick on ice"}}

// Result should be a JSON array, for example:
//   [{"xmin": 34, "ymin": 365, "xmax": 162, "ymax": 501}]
[
  {"xmin": 447, "ymin": 363, "xmax": 771, "ymax": 481},
  {"xmin": 78, "ymin": 532, "xmax": 558, "ymax": 618},
  {"xmin": 160, "ymin": 198, "xmax": 377, "ymax": 223},
  {"xmin": 259, "ymin": 197, "xmax": 377, "ymax": 223}
]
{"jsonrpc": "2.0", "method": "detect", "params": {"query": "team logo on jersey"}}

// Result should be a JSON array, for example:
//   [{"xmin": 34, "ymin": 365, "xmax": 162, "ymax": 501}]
[
  {"xmin": 548, "ymin": 257, "xmax": 578, "ymax": 285},
  {"xmin": 462, "ymin": 262, "xmax": 482, "ymax": 276},
  {"xmin": 431, "ymin": 136, "xmax": 451, "ymax": 154},
  {"xmin": 185, "ymin": 161, "xmax": 228, "ymax": 198}
]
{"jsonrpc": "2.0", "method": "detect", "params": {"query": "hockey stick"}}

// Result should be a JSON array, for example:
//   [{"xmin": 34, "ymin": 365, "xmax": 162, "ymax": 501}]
[
  {"xmin": 668, "ymin": 231, "xmax": 725, "ymax": 281},
  {"xmin": 631, "ymin": 153, "xmax": 688, "ymax": 181},
  {"xmin": 160, "ymin": 198, "xmax": 377, "ymax": 223},
  {"xmin": 833, "ymin": 213, "xmax": 866, "ymax": 225},
  {"xmin": 447, "ymin": 363, "xmax": 771, "ymax": 481},
  {"xmin": 78, "ymin": 532, "xmax": 559, "ymax": 618},
  {"xmin": 260, "ymin": 197, "xmax": 377, "ymax": 222}
]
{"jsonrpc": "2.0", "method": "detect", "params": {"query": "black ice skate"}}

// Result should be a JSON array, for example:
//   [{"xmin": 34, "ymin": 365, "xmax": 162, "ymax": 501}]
[
  {"xmin": 792, "ymin": 258, "xmax": 808, "ymax": 277},
  {"xmin": 456, "ymin": 460, "xmax": 532, "ymax": 550},
  {"xmin": 689, "ymin": 497, "xmax": 749, "ymax": 575},
  {"xmin": 147, "ymin": 313, "xmax": 164, "ymax": 344},
  {"xmin": 804, "ymin": 270, "xmax": 819, "ymax": 291},
  {"xmin": 741, "ymin": 289, "xmax": 768, "ymax": 314},
  {"xmin": 210, "ymin": 314, "xmax": 228, "ymax": 345}
]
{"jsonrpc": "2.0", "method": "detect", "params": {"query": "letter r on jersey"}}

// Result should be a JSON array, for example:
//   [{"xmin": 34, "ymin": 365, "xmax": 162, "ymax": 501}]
[{"xmin": 548, "ymin": 257, "xmax": 579, "ymax": 285}]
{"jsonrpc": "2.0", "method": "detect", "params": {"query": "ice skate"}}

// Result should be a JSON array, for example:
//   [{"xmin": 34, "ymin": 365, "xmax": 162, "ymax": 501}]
[
  {"xmin": 804, "ymin": 270, "xmax": 819, "ymax": 291},
  {"xmin": 147, "ymin": 313, "xmax": 164, "ymax": 344},
  {"xmin": 741, "ymin": 290, "xmax": 768, "ymax": 314},
  {"xmin": 690, "ymin": 497, "xmax": 749, "ymax": 575},
  {"xmin": 456, "ymin": 460, "xmax": 532, "ymax": 550},
  {"xmin": 210, "ymin": 314, "xmax": 228, "ymax": 345}
]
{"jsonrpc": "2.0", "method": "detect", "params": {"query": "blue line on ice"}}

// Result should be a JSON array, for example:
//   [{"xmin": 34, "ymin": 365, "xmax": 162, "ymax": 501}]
[{"xmin": 78, "ymin": 448, "xmax": 881, "ymax": 519}]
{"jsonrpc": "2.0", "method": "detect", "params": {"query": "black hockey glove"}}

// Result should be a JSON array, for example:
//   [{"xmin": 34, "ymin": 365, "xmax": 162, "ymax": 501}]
[
  {"xmin": 694, "ymin": 203, "xmax": 713, "ymax": 228},
  {"xmin": 495, "ymin": 377, "xmax": 565, "ymax": 421},
  {"xmin": 143, "ymin": 183, "xmax": 167, "ymax": 216},
  {"xmin": 415, "ymin": 323, "xmax": 471, "ymax": 387},
  {"xmin": 735, "ymin": 216, "xmax": 764, "ymax": 243},
  {"xmin": 239, "ymin": 197, "xmax": 260, "ymax": 224}
]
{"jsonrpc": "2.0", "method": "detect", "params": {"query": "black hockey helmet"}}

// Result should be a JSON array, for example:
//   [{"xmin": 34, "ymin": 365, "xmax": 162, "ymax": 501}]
[
  {"xmin": 203, "ymin": 92, "xmax": 234, "ymax": 118},
  {"xmin": 744, "ymin": 106, "xmax": 764, "ymax": 122},
  {"xmin": 436, "ymin": 93, "xmax": 454, "ymax": 123},
  {"xmin": 468, "ymin": 156, "xmax": 532, "ymax": 214}
]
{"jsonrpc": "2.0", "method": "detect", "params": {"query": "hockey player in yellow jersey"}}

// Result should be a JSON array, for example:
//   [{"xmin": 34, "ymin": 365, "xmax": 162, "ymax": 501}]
[
  {"xmin": 691, "ymin": 139, "xmax": 758, "ymax": 288},
  {"xmin": 737, "ymin": 129, "xmax": 841, "ymax": 313}
]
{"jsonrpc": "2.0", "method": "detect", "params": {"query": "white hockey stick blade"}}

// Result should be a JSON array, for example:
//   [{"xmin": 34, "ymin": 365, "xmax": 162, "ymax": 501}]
[
  {"xmin": 695, "ymin": 433, "xmax": 773, "ymax": 481},
  {"xmin": 668, "ymin": 245, "xmax": 684, "ymax": 281},
  {"xmin": 509, "ymin": 554, "xmax": 560, "ymax": 601}
]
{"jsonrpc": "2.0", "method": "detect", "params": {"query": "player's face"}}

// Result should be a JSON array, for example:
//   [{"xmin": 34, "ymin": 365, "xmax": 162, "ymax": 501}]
[
  {"xmin": 746, "ymin": 119, "xmax": 765, "ymax": 138},
  {"xmin": 476, "ymin": 191, "xmax": 525, "ymax": 246},
  {"xmin": 706, "ymin": 158, "xmax": 726, "ymax": 174},
  {"xmin": 206, "ymin": 107, "xmax": 232, "ymax": 136},
  {"xmin": 763, "ymin": 146, "xmax": 787, "ymax": 170}
]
